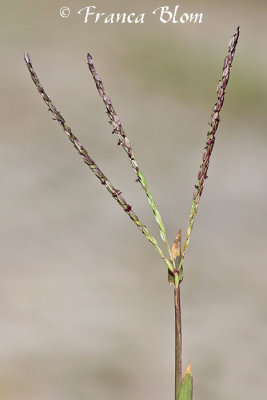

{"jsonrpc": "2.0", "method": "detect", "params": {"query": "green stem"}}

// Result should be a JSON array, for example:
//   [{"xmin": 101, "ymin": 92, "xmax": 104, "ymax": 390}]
[{"xmin": 174, "ymin": 283, "xmax": 182, "ymax": 400}]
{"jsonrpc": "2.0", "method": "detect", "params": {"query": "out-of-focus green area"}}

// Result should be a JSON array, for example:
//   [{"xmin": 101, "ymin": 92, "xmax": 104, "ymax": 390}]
[{"xmin": 1, "ymin": 1, "xmax": 266, "ymax": 400}]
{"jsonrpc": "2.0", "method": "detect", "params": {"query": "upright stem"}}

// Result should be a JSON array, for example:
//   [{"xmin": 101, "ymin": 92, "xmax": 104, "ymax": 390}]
[{"xmin": 174, "ymin": 283, "xmax": 182, "ymax": 400}]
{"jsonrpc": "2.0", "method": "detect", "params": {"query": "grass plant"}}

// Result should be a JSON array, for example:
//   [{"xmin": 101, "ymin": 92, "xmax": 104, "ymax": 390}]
[{"xmin": 25, "ymin": 26, "xmax": 239, "ymax": 399}]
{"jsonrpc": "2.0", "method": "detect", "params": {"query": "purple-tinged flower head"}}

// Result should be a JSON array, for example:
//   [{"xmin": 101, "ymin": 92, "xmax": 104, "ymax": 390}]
[
  {"xmin": 179, "ymin": 27, "xmax": 240, "ymax": 270},
  {"xmin": 86, "ymin": 52, "xmax": 174, "ymax": 262}
]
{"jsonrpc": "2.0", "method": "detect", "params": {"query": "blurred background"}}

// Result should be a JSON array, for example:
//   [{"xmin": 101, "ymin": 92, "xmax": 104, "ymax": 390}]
[{"xmin": 1, "ymin": 1, "xmax": 267, "ymax": 399}]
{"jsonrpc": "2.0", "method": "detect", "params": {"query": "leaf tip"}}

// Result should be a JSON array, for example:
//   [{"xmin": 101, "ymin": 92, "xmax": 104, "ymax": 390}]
[{"xmin": 184, "ymin": 361, "xmax": 192, "ymax": 377}]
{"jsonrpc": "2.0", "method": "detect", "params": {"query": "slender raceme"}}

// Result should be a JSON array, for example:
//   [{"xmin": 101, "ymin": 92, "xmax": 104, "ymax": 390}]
[
  {"xmin": 87, "ymin": 53, "xmax": 174, "ymax": 262},
  {"xmin": 24, "ymin": 52, "xmax": 174, "ymax": 273},
  {"xmin": 178, "ymin": 26, "xmax": 240, "ymax": 271}
]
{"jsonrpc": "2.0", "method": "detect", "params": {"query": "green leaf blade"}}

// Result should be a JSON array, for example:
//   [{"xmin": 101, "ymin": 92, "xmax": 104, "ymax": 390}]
[{"xmin": 178, "ymin": 363, "xmax": 193, "ymax": 400}]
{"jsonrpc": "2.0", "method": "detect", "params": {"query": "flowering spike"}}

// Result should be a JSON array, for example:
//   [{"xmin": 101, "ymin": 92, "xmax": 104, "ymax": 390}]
[
  {"xmin": 179, "ymin": 27, "xmax": 240, "ymax": 271},
  {"xmin": 86, "ymin": 52, "xmax": 174, "ymax": 265}
]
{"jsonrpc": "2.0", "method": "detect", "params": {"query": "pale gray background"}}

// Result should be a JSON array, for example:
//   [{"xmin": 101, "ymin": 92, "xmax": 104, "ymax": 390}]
[{"xmin": 1, "ymin": 1, "xmax": 266, "ymax": 399}]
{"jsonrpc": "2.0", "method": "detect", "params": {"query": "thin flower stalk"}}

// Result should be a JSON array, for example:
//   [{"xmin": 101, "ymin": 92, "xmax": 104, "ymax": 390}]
[
  {"xmin": 87, "ymin": 53, "xmax": 174, "ymax": 264},
  {"xmin": 170, "ymin": 230, "xmax": 183, "ymax": 396},
  {"xmin": 178, "ymin": 26, "xmax": 240, "ymax": 271},
  {"xmin": 24, "ymin": 53, "xmax": 174, "ymax": 273}
]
